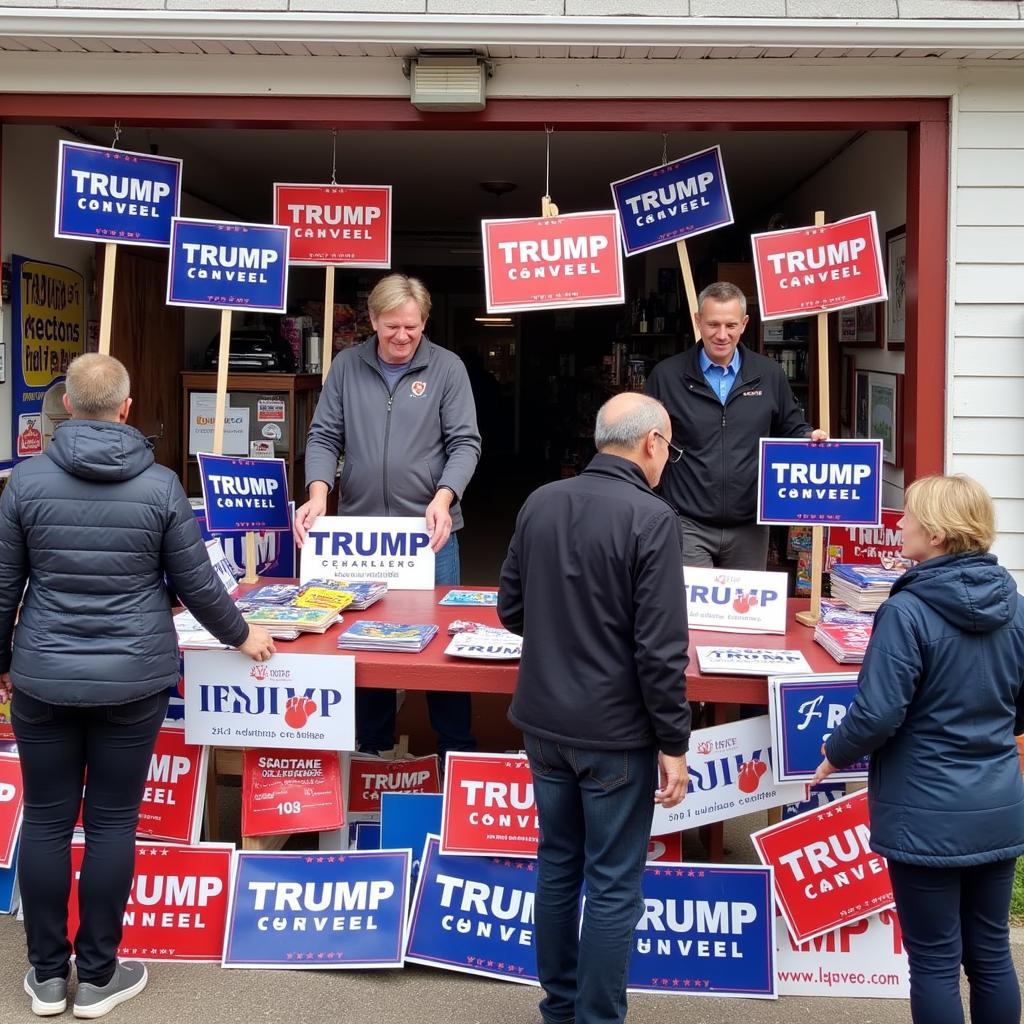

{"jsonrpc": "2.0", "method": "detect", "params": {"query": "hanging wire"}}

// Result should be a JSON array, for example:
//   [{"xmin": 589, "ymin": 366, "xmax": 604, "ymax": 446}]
[
  {"xmin": 330, "ymin": 129, "xmax": 338, "ymax": 185},
  {"xmin": 544, "ymin": 125, "xmax": 554, "ymax": 200},
  {"xmin": 111, "ymin": 122, "xmax": 122, "ymax": 150},
  {"xmin": 661, "ymin": 132, "xmax": 669, "ymax": 166}
]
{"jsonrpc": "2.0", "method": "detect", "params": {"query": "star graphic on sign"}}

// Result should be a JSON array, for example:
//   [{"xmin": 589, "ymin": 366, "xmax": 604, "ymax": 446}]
[
  {"xmin": 317, "ymin": 857, "xmax": 325, "ymax": 864},
  {"xmin": 652, "ymin": 869, "xmax": 661, "ymax": 876},
  {"xmin": 161, "ymin": 848, "xmax": 169, "ymax": 856},
  {"xmin": 817, "ymin": 813, "xmax": 826, "ymax": 821},
  {"xmin": 688, "ymin": 870, "xmax": 696, "ymax": 877},
  {"xmin": 487, "ymin": 960, "xmax": 494, "ymax": 968},
  {"xmin": 305, "ymin": 857, "xmax": 315, "ymax": 864},
  {"xmin": 318, "ymin": 953, "xmax": 325, "ymax": 960},
  {"xmin": 672, "ymin": 979, "xmax": 680, "ymax": 987},
  {"xmin": 683, "ymin": 979, "xmax": 691, "ymax": 987},
  {"xmin": 826, "ymin": 810, "xmax": 834, "ymax": 818},
  {"xmin": 526, "ymin": 863, "xmax": 535, "ymax": 871},
  {"xmin": 286, "ymin": 954, "xmax": 293, "ymax": 960}
]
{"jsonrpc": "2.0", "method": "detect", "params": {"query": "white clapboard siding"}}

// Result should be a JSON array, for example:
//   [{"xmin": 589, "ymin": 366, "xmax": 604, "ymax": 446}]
[
  {"xmin": 955, "ymin": 265, "xmax": 1024, "ymax": 303},
  {"xmin": 957, "ymin": 189, "xmax": 1024, "ymax": 226},
  {"xmin": 991, "ymin": 533, "xmax": 1024, "ymax": 572},
  {"xmin": 953, "ymin": 338, "xmax": 1024, "ymax": 376},
  {"xmin": 956, "ymin": 111, "xmax": 1024, "ymax": 149},
  {"xmin": 956, "ymin": 227, "xmax": 1024, "ymax": 264},
  {"xmin": 949, "ymin": 455, "xmax": 1024, "ymax": 499},
  {"xmin": 958, "ymin": 150, "xmax": 1024, "ymax": 187},
  {"xmin": 954, "ymin": 304, "xmax": 1024, "ymax": 338},
  {"xmin": 951, "ymin": 418, "xmax": 1024, "ymax": 454},
  {"xmin": 958, "ymin": 80, "xmax": 1024, "ymax": 113},
  {"xmin": 994, "ymin": 499, "xmax": 1024, "ymax": 532},
  {"xmin": 953, "ymin": 378, "xmax": 1024, "ymax": 416}
]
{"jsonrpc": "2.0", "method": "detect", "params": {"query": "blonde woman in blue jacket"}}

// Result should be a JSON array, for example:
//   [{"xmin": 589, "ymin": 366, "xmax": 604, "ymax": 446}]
[{"xmin": 815, "ymin": 474, "xmax": 1024, "ymax": 1024}]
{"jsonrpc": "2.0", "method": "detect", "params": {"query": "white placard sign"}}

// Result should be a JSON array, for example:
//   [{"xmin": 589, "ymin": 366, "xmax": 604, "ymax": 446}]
[
  {"xmin": 684, "ymin": 566, "xmax": 789, "ymax": 635},
  {"xmin": 775, "ymin": 910, "xmax": 909, "ymax": 999},
  {"xmin": 650, "ymin": 715, "xmax": 805, "ymax": 836},
  {"xmin": 697, "ymin": 647, "xmax": 812, "ymax": 676},
  {"xmin": 188, "ymin": 394, "xmax": 250, "ymax": 456},
  {"xmin": 183, "ymin": 651, "xmax": 354, "ymax": 751},
  {"xmin": 300, "ymin": 516, "xmax": 435, "ymax": 590}
]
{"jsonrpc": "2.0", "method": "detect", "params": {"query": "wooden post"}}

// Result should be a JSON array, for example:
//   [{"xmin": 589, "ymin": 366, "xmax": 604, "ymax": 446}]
[
  {"xmin": 242, "ymin": 530, "xmax": 259, "ymax": 585},
  {"xmin": 212, "ymin": 309, "xmax": 232, "ymax": 456},
  {"xmin": 98, "ymin": 243, "xmax": 118, "ymax": 355},
  {"xmin": 322, "ymin": 266, "xmax": 336, "ymax": 382},
  {"xmin": 795, "ymin": 210, "xmax": 831, "ymax": 628},
  {"xmin": 675, "ymin": 239, "xmax": 700, "ymax": 345}
]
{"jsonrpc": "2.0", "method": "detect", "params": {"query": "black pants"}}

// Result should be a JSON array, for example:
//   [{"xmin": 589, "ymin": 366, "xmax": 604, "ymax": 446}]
[
  {"xmin": 12, "ymin": 689, "xmax": 168, "ymax": 985},
  {"xmin": 888, "ymin": 857, "xmax": 1021, "ymax": 1024}
]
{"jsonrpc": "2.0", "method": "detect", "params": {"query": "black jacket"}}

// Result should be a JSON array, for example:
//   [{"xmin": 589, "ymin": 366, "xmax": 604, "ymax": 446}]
[
  {"xmin": 0, "ymin": 420, "xmax": 249, "ymax": 706},
  {"xmin": 645, "ymin": 343, "xmax": 811, "ymax": 525},
  {"xmin": 498, "ymin": 454, "xmax": 690, "ymax": 755},
  {"xmin": 826, "ymin": 552, "xmax": 1024, "ymax": 867}
]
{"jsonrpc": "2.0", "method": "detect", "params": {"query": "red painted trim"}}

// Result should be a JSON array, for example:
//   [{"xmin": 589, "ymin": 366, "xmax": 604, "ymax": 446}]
[{"xmin": 904, "ymin": 118, "xmax": 949, "ymax": 482}]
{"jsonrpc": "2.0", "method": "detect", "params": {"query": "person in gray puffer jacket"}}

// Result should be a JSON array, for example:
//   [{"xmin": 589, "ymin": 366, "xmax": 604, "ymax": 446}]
[
  {"xmin": 814, "ymin": 474, "xmax": 1024, "ymax": 1024},
  {"xmin": 0, "ymin": 354, "xmax": 274, "ymax": 1021}
]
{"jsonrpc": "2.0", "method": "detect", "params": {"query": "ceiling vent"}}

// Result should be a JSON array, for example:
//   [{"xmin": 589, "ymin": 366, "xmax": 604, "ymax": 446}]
[{"xmin": 408, "ymin": 56, "xmax": 489, "ymax": 112}]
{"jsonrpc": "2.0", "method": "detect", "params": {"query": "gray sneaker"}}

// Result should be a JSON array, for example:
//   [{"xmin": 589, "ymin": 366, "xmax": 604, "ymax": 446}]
[
  {"xmin": 72, "ymin": 961, "xmax": 148, "ymax": 1020},
  {"xmin": 24, "ymin": 968, "xmax": 69, "ymax": 1017}
]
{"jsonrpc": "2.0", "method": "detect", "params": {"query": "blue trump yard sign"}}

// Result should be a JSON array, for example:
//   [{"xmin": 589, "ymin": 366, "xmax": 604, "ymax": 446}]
[
  {"xmin": 55, "ymin": 141, "xmax": 182, "ymax": 248},
  {"xmin": 757, "ymin": 439, "xmax": 882, "ymax": 527},
  {"xmin": 405, "ymin": 836, "xmax": 539, "ymax": 986},
  {"xmin": 167, "ymin": 218, "xmax": 289, "ymax": 313},
  {"xmin": 610, "ymin": 145, "xmax": 733, "ymax": 257},
  {"xmin": 769, "ymin": 673, "xmax": 869, "ymax": 784},
  {"xmin": 222, "ymin": 850, "xmax": 410, "ymax": 969},
  {"xmin": 628, "ymin": 864, "xmax": 776, "ymax": 999},
  {"xmin": 381, "ymin": 793, "xmax": 443, "ymax": 884},
  {"xmin": 197, "ymin": 453, "xmax": 290, "ymax": 533}
]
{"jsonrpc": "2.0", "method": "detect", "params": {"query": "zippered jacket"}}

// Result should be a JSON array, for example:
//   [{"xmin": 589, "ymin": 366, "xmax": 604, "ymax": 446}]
[
  {"xmin": 645, "ymin": 343, "xmax": 811, "ymax": 525},
  {"xmin": 305, "ymin": 335, "xmax": 481, "ymax": 531}
]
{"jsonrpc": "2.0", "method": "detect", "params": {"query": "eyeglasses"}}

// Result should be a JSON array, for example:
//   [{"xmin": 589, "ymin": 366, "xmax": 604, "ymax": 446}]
[{"xmin": 654, "ymin": 432, "xmax": 683, "ymax": 464}]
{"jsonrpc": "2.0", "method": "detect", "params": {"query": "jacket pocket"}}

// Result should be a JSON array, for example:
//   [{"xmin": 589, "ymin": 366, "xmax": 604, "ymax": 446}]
[{"xmin": 11, "ymin": 690, "xmax": 53, "ymax": 725}]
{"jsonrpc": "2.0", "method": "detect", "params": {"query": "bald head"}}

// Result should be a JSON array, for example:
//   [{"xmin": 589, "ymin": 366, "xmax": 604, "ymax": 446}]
[
  {"xmin": 65, "ymin": 354, "xmax": 131, "ymax": 421},
  {"xmin": 595, "ymin": 393, "xmax": 669, "ymax": 452}
]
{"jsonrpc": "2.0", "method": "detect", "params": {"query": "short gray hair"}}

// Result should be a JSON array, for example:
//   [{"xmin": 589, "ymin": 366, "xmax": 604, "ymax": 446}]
[
  {"xmin": 65, "ymin": 353, "xmax": 130, "ymax": 418},
  {"xmin": 594, "ymin": 395, "xmax": 669, "ymax": 451},
  {"xmin": 697, "ymin": 281, "xmax": 747, "ymax": 318}
]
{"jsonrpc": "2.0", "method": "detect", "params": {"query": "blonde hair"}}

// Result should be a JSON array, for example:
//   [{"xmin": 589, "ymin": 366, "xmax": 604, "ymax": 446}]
[
  {"xmin": 65, "ymin": 353, "xmax": 130, "ymax": 418},
  {"xmin": 904, "ymin": 474, "xmax": 995, "ymax": 556},
  {"xmin": 367, "ymin": 274, "xmax": 431, "ymax": 322}
]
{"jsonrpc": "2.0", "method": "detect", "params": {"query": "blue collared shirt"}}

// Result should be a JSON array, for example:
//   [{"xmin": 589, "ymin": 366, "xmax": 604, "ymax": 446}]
[{"xmin": 700, "ymin": 347, "xmax": 742, "ymax": 404}]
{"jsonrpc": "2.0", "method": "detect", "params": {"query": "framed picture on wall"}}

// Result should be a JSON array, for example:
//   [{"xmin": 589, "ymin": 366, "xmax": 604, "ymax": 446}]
[
  {"xmin": 885, "ymin": 224, "xmax": 907, "ymax": 351},
  {"xmin": 840, "ymin": 354, "xmax": 857, "ymax": 435},
  {"xmin": 855, "ymin": 370, "xmax": 871, "ymax": 439},
  {"xmin": 837, "ymin": 303, "xmax": 882, "ymax": 349},
  {"xmin": 868, "ymin": 371, "xmax": 904, "ymax": 467}
]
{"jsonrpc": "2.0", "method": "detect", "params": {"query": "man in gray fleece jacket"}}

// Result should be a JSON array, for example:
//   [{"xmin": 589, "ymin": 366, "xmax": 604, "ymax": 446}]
[{"xmin": 295, "ymin": 274, "xmax": 481, "ymax": 758}]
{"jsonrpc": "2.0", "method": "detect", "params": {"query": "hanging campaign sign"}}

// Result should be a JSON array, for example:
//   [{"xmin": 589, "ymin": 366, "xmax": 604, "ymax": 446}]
[
  {"xmin": 274, "ymin": 183, "xmax": 392, "ymax": 268},
  {"xmin": 197, "ymin": 453, "xmax": 290, "ymax": 533},
  {"xmin": 184, "ymin": 651, "xmax": 355, "ymax": 752},
  {"xmin": 10, "ymin": 255, "xmax": 85, "ymax": 463},
  {"xmin": 683, "ymin": 566, "xmax": 788, "ymax": 634},
  {"xmin": 167, "ymin": 218, "xmax": 289, "ymax": 313},
  {"xmin": 697, "ymin": 647, "xmax": 812, "ymax": 677},
  {"xmin": 441, "ymin": 753, "xmax": 537, "ymax": 858},
  {"xmin": 751, "ymin": 211, "xmax": 886, "ymax": 321},
  {"xmin": 346, "ymin": 754, "xmax": 441, "ymax": 823},
  {"xmin": 0, "ymin": 753, "xmax": 24, "ymax": 869},
  {"xmin": 380, "ymin": 793, "xmax": 443, "ymax": 883},
  {"xmin": 55, "ymin": 141, "xmax": 182, "ymax": 248},
  {"xmin": 627, "ymin": 863, "xmax": 776, "ymax": 999},
  {"xmin": 752, "ymin": 789, "xmax": 893, "ymax": 944},
  {"xmin": 827, "ymin": 508, "xmax": 903, "ymax": 570},
  {"xmin": 138, "ymin": 726, "xmax": 208, "ymax": 845},
  {"xmin": 782, "ymin": 782, "xmax": 847, "ymax": 821},
  {"xmin": 405, "ymin": 835, "xmax": 539, "ymax": 986},
  {"xmin": 69, "ymin": 840, "xmax": 233, "ymax": 962},
  {"xmin": 768, "ymin": 674, "xmax": 868, "ymax": 784},
  {"xmin": 758, "ymin": 439, "xmax": 883, "ymax": 527},
  {"xmin": 194, "ymin": 503, "xmax": 296, "ymax": 580},
  {"xmin": 610, "ymin": 145, "xmax": 734, "ymax": 257},
  {"xmin": 775, "ymin": 907, "xmax": 909, "ymax": 998},
  {"xmin": 300, "ymin": 516, "xmax": 434, "ymax": 590},
  {"xmin": 242, "ymin": 749, "xmax": 344, "ymax": 837},
  {"xmin": 482, "ymin": 210, "xmax": 625, "ymax": 314},
  {"xmin": 651, "ymin": 716, "xmax": 805, "ymax": 837},
  {"xmin": 648, "ymin": 832, "xmax": 684, "ymax": 863},
  {"xmin": 222, "ymin": 849, "xmax": 410, "ymax": 969}
]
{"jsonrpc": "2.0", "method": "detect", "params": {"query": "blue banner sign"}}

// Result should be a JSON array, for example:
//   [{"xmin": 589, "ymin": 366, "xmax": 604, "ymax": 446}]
[
  {"xmin": 610, "ymin": 145, "xmax": 733, "ymax": 257},
  {"xmin": 757, "ymin": 439, "xmax": 883, "ymax": 527},
  {"xmin": 55, "ymin": 141, "xmax": 182, "ymax": 247},
  {"xmin": 769, "ymin": 673, "xmax": 868, "ymax": 783},
  {"xmin": 782, "ymin": 782, "xmax": 847, "ymax": 820},
  {"xmin": 381, "ymin": 793, "xmax": 443, "ymax": 884},
  {"xmin": 405, "ymin": 836, "xmax": 538, "ymax": 985},
  {"xmin": 197, "ymin": 453, "xmax": 290, "ymax": 533},
  {"xmin": 223, "ymin": 850, "xmax": 410, "ymax": 968},
  {"xmin": 193, "ymin": 503, "xmax": 296, "ymax": 580},
  {"xmin": 628, "ymin": 864, "xmax": 776, "ymax": 999},
  {"xmin": 167, "ymin": 218, "xmax": 289, "ymax": 313}
]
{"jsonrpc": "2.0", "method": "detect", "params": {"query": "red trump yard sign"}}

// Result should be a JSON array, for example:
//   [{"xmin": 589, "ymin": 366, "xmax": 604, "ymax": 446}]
[
  {"xmin": 482, "ymin": 210, "xmax": 625, "ymax": 314},
  {"xmin": 138, "ymin": 726, "xmax": 209, "ymax": 845},
  {"xmin": 827, "ymin": 508, "xmax": 903, "ymax": 571},
  {"xmin": 752, "ymin": 789, "xmax": 893, "ymax": 944},
  {"xmin": 441, "ymin": 752, "xmax": 538, "ymax": 858},
  {"xmin": 0, "ymin": 753, "xmax": 23, "ymax": 869},
  {"xmin": 274, "ymin": 184, "xmax": 391, "ymax": 268},
  {"xmin": 242, "ymin": 749, "xmax": 344, "ymax": 837},
  {"xmin": 69, "ymin": 840, "xmax": 233, "ymax": 962},
  {"xmin": 751, "ymin": 212, "xmax": 886, "ymax": 321},
  {"xmin": 346, "ymin": 754, "xmax": 441, "ymax": 823}
]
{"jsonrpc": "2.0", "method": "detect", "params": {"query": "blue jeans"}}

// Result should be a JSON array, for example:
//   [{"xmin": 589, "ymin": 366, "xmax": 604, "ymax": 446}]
[
  {"xmin": 356, "ymin": 533, "xmax": 475, "ymax": 757},
  {"xmin": 523, "ymin": 733, "xmax": 656, "ymax": 1024},
  {"xmin": 888, "ymin": 857, "xmax": 1021, "ymax": 1024},
  {"xmin": 12, "ymin": 688, "xmax": 169, "ymax": 986}
]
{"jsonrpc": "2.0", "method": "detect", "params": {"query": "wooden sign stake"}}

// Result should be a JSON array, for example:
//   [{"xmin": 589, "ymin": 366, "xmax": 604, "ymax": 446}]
[
  {"xmin": 322, "ymin": 265, "xmax": 336, "ymax": 382},
  {"xmin": 97, "ymin": 243, "xmax": 118, "ymax": 355},
  {"xmin": 675, "ymin": 238, "xmax": 701, "ymax": 345}
]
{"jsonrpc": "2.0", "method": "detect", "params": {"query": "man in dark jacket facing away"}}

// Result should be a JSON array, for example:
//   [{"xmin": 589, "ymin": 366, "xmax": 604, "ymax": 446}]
[
  {"xmin": 0, "ymin": 354, "xmax": 274, "ymax": 1020},
  {"xmin": 498, "ymin": 392, "xmax": 690, "ymax": 1024}
]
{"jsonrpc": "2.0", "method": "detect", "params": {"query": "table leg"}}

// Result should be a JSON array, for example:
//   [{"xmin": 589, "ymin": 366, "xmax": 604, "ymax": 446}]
[{"xmin": 204, "ymin": 747, "xmax": 221, "ymax": 842}]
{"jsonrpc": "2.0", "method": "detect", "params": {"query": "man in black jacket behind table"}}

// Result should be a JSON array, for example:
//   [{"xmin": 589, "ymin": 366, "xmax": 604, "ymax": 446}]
[
  {"xmin": 645, "ymin": 280, "xmax": 827, "ymax": 570},
  {"xmin": 498, "ymin": 392, "xmax": 689, "ymax": 1024}
]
